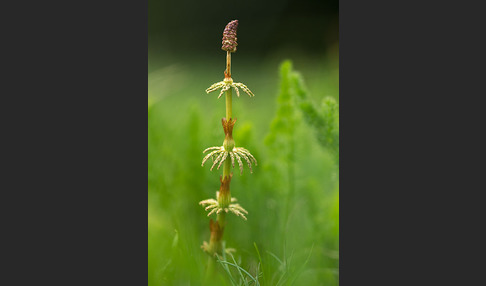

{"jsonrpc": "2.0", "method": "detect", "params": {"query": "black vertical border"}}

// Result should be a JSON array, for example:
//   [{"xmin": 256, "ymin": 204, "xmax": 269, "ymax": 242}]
[
  {"xmin": 340, "ymin": 0, "xmax": 429, "ymax": 283},
  {"xmin": 2, "ymin": 0, "xmax": 149, "ymax": 284},
  {"xmin": 340, "ymin": 0, "xmax": 485, "ymax": 285}
]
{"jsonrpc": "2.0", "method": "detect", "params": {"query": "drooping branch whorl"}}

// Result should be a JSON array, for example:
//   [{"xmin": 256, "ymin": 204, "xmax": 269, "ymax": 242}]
[{"xmin": 221, "ymin": 20, "xmax": 238, "ymax": 53}]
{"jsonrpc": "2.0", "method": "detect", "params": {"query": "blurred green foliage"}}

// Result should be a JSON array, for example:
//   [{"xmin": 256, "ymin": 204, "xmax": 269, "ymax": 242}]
[{"xmin": 148, "ymin": 52, "xmax": 338, "ymax": 285}]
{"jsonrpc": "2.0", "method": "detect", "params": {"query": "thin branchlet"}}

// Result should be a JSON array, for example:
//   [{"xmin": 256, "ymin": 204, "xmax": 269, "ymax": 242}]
[
  {"xmin": 229, "ymin": 152, "xmax": 235, "ymax": 168},
  {"xmin": 217, "ymin": 152, "xmax": 228, "ymax": 170},
  {"xmin": 233, "ymin": 152, "xmax": 244, "ymax": 175},
  {"xmin": 236, "ymin": 151, "xmax": 253, "ymax": 173},
  {"xmin": 203, "ymin": 146, "xmax": 222, "ymax": 153},
  {"xmin": 202, "ymin": 149, "xmax": 222, "ymax": 166},
  {"xmin": 235, "ymin": 147, "xmax": 257, "ymax": 165},
  {"xmin": 210, "ymin": 152, "xmax": 225, "ymax": 171}
]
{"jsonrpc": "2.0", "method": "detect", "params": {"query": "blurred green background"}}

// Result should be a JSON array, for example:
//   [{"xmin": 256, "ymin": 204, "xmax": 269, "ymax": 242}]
[{"xmin": 149, "ymin": 0, "xmax": 338, "ymax": 285}]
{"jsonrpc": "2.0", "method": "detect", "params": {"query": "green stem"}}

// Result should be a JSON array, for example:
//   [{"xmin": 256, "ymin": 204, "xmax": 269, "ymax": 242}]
[
  {"xmin": 217, "ymin": 87, "xmax": 232, "ymax": 238},
  {"xmin": 226, "ymin": 87, "xmax": 232, "ymax": 120},
  {"xmin": 206, "ymin": 52, "xmax": 234, "ymax": 279},
  {"xmin": 226, "ymin": 51, "xmax": 231, "ymax": 78}
]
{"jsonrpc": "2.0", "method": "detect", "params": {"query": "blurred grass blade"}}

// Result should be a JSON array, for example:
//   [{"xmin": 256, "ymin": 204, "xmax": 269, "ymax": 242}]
[{"xmin": 253, "ymin": 242, "xmax": 265, "ymax": 285}]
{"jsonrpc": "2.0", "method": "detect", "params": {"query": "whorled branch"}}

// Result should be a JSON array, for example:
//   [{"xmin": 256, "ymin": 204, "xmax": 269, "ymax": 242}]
[
  {"xmin": 199, "ymin": 192, "xmax": 248, "ymax": 220},
  {"xmin": 202, "ymin": 146, "xmax": 257, "ymax": 174},
  {"xmin": 205, "ymin": 77, "xmax": 255, "ymax": 99}
]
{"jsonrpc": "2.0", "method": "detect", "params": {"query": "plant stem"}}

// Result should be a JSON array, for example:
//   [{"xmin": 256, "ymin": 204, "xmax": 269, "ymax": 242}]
[
  {"xmin": 226, "ymin": 88, "xmax": 232, "ymax": 121},
  {"xmin": 225, "ymin": 51, "xmax": 233, "ymax": 122},
  {"xmin": 207, "ymin": 52, "xmax": 233, "ymax": 273},
  {"xmin": 218, "ymin": 88, "xmax": 233, "ymax": 228},
  {"xmin": 226, "ymin": 51, "xmax": 231, "ymax": 78},
  {"xmin": 216, "ymin": 59, "xmax": 233, "ymax": 242},
  {"xmin": 221, "ymin": 50, "xmax": 233, "ymax": 217}
]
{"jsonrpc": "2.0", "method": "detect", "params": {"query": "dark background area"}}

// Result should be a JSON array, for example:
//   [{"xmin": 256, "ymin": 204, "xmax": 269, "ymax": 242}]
[
  {"xmin": 148, "ymin": 0, "xmax": 340, "ymax": 136},
  {"xmin": 148, "ymin": 0, "xmax": 338, "ymax": 59}
]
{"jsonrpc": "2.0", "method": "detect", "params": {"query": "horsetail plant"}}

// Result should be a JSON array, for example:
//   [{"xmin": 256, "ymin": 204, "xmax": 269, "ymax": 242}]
[{"xmin": 199, "ymin": 20, "xmax": 257, "ymax": 263}]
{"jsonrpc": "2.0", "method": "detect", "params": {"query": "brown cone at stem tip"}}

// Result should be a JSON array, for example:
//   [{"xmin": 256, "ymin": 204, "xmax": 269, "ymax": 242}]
[{"xmin": 222, "ymin": 20, "xmax": 238, "ymax": 53}]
